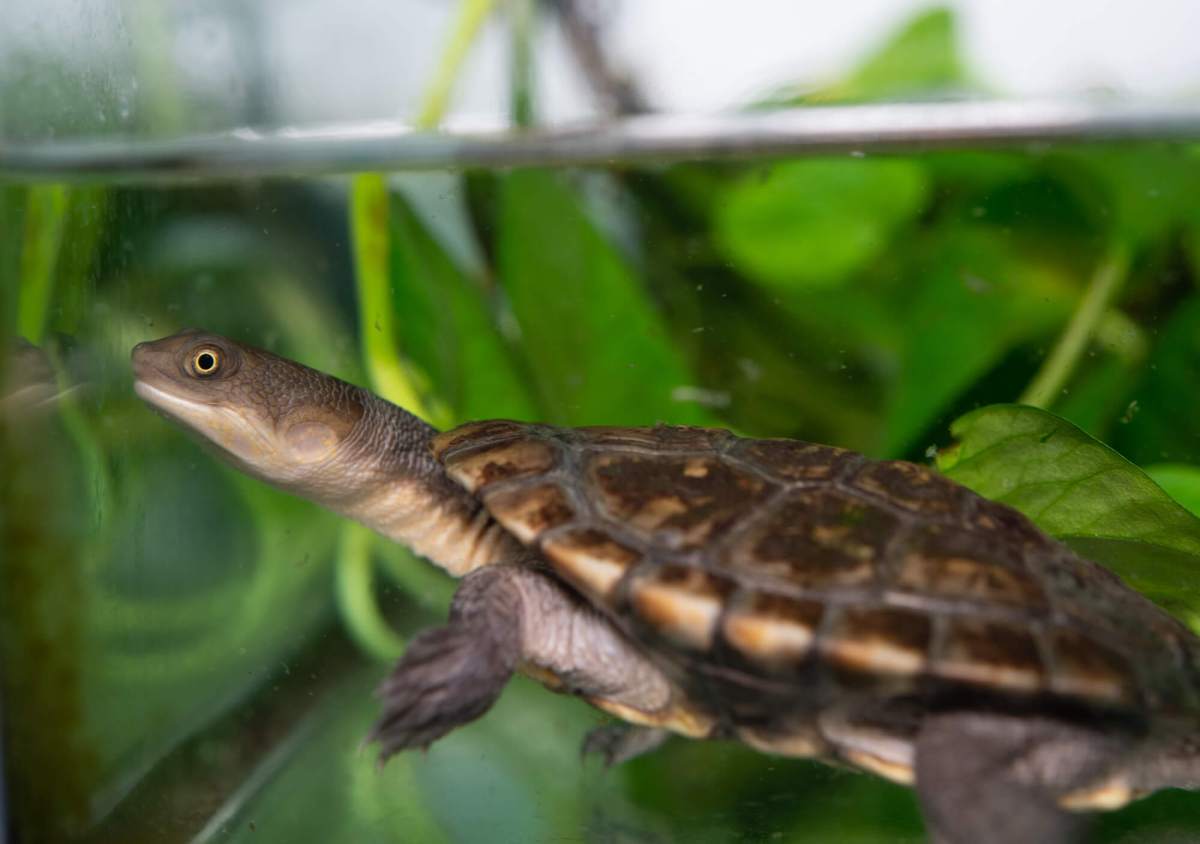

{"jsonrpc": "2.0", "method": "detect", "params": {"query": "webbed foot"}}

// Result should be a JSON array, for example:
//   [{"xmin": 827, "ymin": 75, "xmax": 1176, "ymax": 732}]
[
  {"xmin": 367, "ymin": 567, "xmax": 522, "ymax": 762},
  {"xmin": 915, "ymin": 712, "xmax": 1130, "ymax": 844}
]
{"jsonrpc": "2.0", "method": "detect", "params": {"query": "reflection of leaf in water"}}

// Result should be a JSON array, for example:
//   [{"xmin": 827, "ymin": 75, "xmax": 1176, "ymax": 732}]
[{"xmin": 761, "ymin": 7, "xmax": 967, "ymax": 105}]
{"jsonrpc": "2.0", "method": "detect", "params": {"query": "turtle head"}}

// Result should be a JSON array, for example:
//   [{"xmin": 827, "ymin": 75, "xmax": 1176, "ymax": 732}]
[
  {"xmin": 131, "ymin": 329, "xmax": 512, "ymax": 575},
  {"xmin": 132, "ymin": 329, "xmax": 372, "ymax": 494}
]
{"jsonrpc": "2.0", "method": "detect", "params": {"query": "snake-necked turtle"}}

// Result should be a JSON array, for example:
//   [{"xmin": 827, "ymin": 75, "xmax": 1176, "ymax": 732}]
[{"xmin": 132, "ymin": 329, "xmax": 1200, "ymax": 844}]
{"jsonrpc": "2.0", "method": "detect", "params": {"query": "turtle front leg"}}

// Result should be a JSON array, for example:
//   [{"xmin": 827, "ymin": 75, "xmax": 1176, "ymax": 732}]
[
  {"xmin": 914, "ymin": 711, "xmax": 1132, "ymax": 844},
  {"xmin": 368, "ymin": 564, "xmax": 678, "ymax": 761}
]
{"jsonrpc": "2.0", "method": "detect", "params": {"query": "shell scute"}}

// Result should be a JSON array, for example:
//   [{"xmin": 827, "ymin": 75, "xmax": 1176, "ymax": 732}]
[
  {"xmin": 721, "ymin": 592, "xmax": 824, "ymax": 670},
  {"xmin": 849, "ymin": 460, "xmax": 969, "ymax": 518},
  {"xmin": 1049, "ymin": 628, "xmax": 1139, "ymax": 706},
  {"xmin": 821, "ymin": 606, "xmax": 932, "ymax": 677},
  {"xmin": 628, "ymin": 564, "xmax": 735, "ymax": 651},
  {"xmin": 431, "ymin": 419, "xmax": 528, "ymax": 459},
  {"xmin": 934, "ymin": 617, "xmax": 1045, "ymax": 693},
  {"xmin": 542, "ymin": 528, "xmax": 641, "ymax": 601},
  {"xmin": 588, "ymin": 451, "xmax": 773, "ymax": 551},
  {"xmin": 732, "ymin": 439, "xmax": 854, "ymax": 483},
  {"xmin": 968, "ymin": 496, "xmax": 1055, "ymax": 548},
  {"xmin": 441, "ymin": 436, "xmax": 559, "ymax": 493},
  {"xmin": 726, "ymin": 488, "xmax": 897, "ymax": 591},
  {"xmin": 482, "ymin": 483, "xmax": 575, "ymax": 544},
  {"xmin": 893, "ymin": 527, "xmax": 1047, "ymax": 609},
  {"xmin": 576, "ymin": 424, "xmax": 731, "ymax": 452}
]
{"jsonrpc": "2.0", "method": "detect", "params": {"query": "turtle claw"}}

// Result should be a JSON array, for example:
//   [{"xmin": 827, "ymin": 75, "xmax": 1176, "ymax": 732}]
[
  {"xmin": 366, "ymin": 621, "xmax": 514, "ymax": 764},
  {"xmin": 581, "ymin": 724, "xmax": 670, "ymax": 767}
]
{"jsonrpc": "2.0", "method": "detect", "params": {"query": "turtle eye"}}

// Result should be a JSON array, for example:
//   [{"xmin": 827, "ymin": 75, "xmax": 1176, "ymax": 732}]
[{"xmin": 190, "ymin": 346, "xmax": 222, "ymax": 377}]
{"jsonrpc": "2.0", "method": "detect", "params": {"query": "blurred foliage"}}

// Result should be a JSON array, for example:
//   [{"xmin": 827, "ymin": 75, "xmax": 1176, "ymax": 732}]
[
  {"xmin": 716, "ymin": 159, "xmax": 929, "ymax": 290},
  {"xmin": 5, "ymin": 4, "xmax": 1200, "ymax": 844}
]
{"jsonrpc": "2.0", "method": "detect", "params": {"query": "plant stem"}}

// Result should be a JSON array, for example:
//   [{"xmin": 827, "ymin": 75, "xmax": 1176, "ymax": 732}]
[
  {"xmin": 349, "ymin": 172, "xmax": 435, "ymax": 420},
  {"xmin": 349, "ymin": 0, "xmax": 498, "ymax": 417},
  {"xmin": 509, "ymin": 0, "xmax": 536, "ymax": 128},
  {"xmin": 415, "ymin": 0, "xmax": 500, "ymax": 131},
  {"xmin": 1019, "ymin": 242, "xmax": 1132, "ymax": 409},
  {"xmin": 335, "ymin": 523, "xmax": 406, "ymax": 663},
  {"xmin": 17, "ymin": 185, "xmax": 68, "ymax": 344},
  {"xmin": 343, "ymin": 0, "xmax": 499, "ymax": 660}
]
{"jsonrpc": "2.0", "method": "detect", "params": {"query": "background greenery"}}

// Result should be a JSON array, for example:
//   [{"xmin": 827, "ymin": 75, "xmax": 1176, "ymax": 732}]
[{"xmin": 4, "ymin": 6, "xmax": 1200, "ymax": 842}]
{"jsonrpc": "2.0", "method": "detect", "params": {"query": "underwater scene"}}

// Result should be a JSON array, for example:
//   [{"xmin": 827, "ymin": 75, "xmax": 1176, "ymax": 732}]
[{"xmin": 4, "ymin": 7, "xmax": 1200, "ymax": 843}]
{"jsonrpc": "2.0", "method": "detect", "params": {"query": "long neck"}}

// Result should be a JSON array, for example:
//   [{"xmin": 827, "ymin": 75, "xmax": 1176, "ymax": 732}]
[{"xmin": 329, "ymin": 393, "xmax": 522, "ymax": 576}]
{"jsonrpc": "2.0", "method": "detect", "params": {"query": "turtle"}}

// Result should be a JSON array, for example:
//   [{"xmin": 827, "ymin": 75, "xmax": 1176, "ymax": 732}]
[{"xmin": 131, "ymin": 329, "xmax": 1200, "ymax": 844}]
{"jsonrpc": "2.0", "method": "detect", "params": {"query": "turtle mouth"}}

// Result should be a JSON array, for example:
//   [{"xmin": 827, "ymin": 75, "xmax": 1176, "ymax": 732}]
[
  {"xmin": 132, "ymin": 377, "xmax": 194, "ymax": 422},
  {"xmin": 133, "ymin": 377, "xmax": 282, "ymax": 475}
]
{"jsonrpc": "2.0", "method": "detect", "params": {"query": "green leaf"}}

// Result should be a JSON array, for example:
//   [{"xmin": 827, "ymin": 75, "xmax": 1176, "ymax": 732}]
[
  {"xmin": 498, "ymin": 170, "xmax": 713, "ymax": 426},
  {"xmin": 716, "ymin": 159, "xmax": 929, "ymax": 290},
  {"xmin": 387, "ymin": 191, "xmax": 537, "ymax": 423},
  {"xmin": 938, "ymin": 404, "xmax": 1200, "ymax": 621}
]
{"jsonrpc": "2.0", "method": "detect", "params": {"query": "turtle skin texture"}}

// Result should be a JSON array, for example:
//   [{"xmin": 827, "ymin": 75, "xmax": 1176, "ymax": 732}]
[{"xmin": 431, "ymin": 420, "xmax": 1200, "ymax": 784}]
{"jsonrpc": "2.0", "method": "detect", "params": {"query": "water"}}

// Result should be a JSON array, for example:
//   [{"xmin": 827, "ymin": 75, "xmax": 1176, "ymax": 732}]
[{"xmin": 5, "ymin": 133, "xmax": 1200, "ymax": 844}]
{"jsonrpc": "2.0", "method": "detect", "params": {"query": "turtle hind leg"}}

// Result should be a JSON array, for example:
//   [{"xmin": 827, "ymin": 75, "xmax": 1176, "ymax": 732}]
[
  {"xmin": 914, "ymin": 711, "xmax": 1130, "ymax": 844},
  {"xmin": 368, "ymin": 565, "xmax": 523, "ymax": 760}
]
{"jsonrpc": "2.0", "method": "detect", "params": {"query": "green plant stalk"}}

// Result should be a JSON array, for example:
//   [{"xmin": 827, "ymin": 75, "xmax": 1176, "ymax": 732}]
[
  {"xmin": 509, "ymin": 0, "xmax": 536, "ymax": 128},
  {"xmin": 1094, "ymin": 308, "xmax": 1147, "ymax": 363},
  {"xmin": 343, "ymin": 0, "xmax": 500, "ymax": 660},
  {"xmin": 350, "ymin": 0, "xmax": 499, "ymax": 416},
  {"xmin": 349, "ymin": 173, "xmax": 435, "ymax": 420},
  {"xmin": 1019, "ymin": 242, "xmax": 1132, "ymax": 409},
  {"xmin": 414, "ymin": 0, "xmax": 500, "ymax": 131},
  {"xmin": 335, "ymin": 523, "xmax": 406, "ymax": 663},
  {"xmin": 16, "ymin": 185, "xmax": 68, "ymax": 344}
]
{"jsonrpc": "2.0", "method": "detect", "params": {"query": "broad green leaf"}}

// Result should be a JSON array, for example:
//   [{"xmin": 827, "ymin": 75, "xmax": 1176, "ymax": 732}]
[
  {"xmin": 1146, "ymin": 464, "xmax": 1200, "ymax": 518},
  {"xmin": 387, "ymin": 191, "xmax": 537, "ymax": 423},
  {"xmin": 498, "ymin": 169, "xmax": 712, "ymax": 426},
  {"xmin": 938, "ymin": 404, "xmax": 1200, "ymax": 621},
  {"xmin": 716, "ymin": 159, "xmax": 929, "ymax": 290}
]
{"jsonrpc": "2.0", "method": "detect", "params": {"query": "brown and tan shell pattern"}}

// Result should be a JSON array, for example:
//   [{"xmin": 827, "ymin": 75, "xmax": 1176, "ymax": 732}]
[{"xmin": 432, "ymin": 421, "xmax": 1200, "ymax": 729}]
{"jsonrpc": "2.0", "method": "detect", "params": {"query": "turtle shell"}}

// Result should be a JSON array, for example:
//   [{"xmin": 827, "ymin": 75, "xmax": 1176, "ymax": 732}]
[{"xmin": 432, "ymin": 421, "xmax": 1200, "ymax": 735}]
